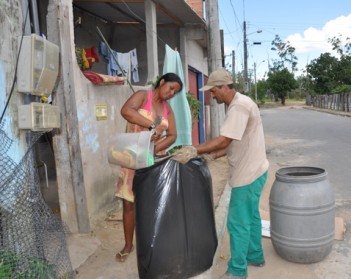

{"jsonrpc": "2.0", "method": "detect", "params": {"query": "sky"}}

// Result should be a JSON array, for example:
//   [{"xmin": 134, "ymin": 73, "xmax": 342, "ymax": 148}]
[{"xmin": 218, "ymin": 0, "xmax": 351, "ymax": 80}]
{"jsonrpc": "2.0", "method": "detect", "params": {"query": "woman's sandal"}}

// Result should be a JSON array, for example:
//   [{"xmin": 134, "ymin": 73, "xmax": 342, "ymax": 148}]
[{"xmin": 115, "ymin": 247, "xmax": 134, "ymax": 262}]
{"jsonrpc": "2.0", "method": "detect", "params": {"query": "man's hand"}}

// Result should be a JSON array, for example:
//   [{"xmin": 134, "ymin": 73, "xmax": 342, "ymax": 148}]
[
  {"xmin": 172, "ymin": 146, "xmax": 198, "ymax": 164},
  {"xmin": 201, "ymin": 153, "xmax": 215, "ymax": 163}
]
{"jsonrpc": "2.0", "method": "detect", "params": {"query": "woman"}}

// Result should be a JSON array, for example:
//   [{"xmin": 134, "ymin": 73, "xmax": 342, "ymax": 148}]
[{"xmin": 115, "ymin": 73, "xmax": 183, "ymax": 262}]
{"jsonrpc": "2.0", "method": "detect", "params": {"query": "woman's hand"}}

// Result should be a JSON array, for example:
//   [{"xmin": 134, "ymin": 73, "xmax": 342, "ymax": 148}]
[{"xmin": 151, "ymin": 128, "xmax": 162, "ymax": 142}]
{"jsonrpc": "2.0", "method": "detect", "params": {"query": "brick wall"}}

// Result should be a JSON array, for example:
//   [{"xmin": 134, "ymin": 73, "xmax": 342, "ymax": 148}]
[{"xmin": 185, "ymin": 0, "xmax": 204, "ymax": 18}]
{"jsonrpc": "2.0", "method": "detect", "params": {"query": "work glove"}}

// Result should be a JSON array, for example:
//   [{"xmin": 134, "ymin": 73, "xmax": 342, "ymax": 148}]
[{"xmin": 172, "ymin": 146, "xmax": 198, "ymax": 164}]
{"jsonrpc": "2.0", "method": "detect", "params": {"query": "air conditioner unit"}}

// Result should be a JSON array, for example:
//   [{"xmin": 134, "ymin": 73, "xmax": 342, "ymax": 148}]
[
  {"xmin": 18, "ymin": 102, "xmax": 60, "ymax": 131},
  {"xmin": 17, "ymin": 34, "xmax": 59, "ymax": 96}
]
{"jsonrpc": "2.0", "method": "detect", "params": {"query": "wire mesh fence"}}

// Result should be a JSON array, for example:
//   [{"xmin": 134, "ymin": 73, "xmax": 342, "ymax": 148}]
[{"xmin": 0, "ymin": 123, "xmax": 74, "ymax": 278}]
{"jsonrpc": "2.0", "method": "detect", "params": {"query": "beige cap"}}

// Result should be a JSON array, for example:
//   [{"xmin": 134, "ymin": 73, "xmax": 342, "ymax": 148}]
[{"xmin": 200, "ymin": 68, "xmax": 233, "ymax": 91}]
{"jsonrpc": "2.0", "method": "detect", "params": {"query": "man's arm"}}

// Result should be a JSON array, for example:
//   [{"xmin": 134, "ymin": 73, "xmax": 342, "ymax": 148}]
[
  {"xmin": 172, "ymin": 136, "xmax": 232, "ymax": 164},
  {"xmin": 195, "ymin": 135, "xmax": 232, "ymax": 155}
]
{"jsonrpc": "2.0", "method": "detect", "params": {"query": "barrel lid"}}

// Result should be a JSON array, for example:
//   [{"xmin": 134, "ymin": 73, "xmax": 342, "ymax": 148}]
[{"xmin": 275, "ymin": 166, "xmax": 327, "ymax": 183}]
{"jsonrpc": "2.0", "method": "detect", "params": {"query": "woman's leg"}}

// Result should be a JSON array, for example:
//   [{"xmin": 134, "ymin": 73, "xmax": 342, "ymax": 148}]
[{"xmin": 116, "ymin": 199, "xmax": 135, "ymax": 262}]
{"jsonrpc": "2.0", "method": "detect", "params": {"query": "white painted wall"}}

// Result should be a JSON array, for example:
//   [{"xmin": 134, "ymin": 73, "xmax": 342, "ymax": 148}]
[
  {"xmin": 0, "ymin": 1, "xmax": 28, "ymax": 162},
  {"xmin": 0, "ymin": 0, "xmax": 208, "ymax": 230},
  {"xmin": 187, "ymin": 40, "xmax": 208, "ymax": 74},
  {"xmin": 73, "ymin": 69, "xmax": 149, "ymax": 224}
]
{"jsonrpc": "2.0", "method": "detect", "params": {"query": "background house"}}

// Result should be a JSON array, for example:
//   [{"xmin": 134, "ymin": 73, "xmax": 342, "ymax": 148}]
[{"xmin": 0, "ymin": 0, "xmax": 219, "ymax": 234}]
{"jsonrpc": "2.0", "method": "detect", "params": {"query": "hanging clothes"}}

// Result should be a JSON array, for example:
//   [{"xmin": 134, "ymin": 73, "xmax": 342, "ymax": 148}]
[
  {"xmin": 98, "ymin": 42, "xmax": 139, "ymax": 82},
  {"xmin": 114, "ymin": 51, "xmax": 130, "ymax": 77},
  {"xmin": 130, "ymin": 49, "xmax": 139, "ymax": 82},
  {"xmin": 163, "ymin": 45, "xmax": 192, "ymax": 149}
]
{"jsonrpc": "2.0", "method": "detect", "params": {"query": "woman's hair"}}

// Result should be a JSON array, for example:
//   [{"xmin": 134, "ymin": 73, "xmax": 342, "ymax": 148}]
[{"xmin": 154, "ymin": 73, "xmax": 183, "ymax": 92}]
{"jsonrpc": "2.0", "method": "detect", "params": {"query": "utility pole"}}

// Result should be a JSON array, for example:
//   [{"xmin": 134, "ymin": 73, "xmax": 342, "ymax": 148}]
[
  {"xmin": 243, "ymin": 20, "xmax": 248, "ymax": 93},
  {"xmin": 254, "ymin": 62, "xmax": 257, "ymax": 103},
  {"xmin": 206, "ymin": 0, "xmax": 225, "ymax": 139},
  {"xmin": 232, "ymin": 50, "xmax": 235, "ymax": 82},
  {"xmin": 243, "ymin": 22, "xmax": 262, "ymax": 93}
]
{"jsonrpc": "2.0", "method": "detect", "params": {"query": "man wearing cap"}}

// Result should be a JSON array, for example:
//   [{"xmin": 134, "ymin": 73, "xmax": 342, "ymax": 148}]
[{"xmin": 173, "ymin": 68, "xmax": 269, "ymax": 279}]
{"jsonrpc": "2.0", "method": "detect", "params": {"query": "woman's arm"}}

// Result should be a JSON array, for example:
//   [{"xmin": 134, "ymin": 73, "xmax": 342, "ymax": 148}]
[
  {"xmin": 154, "ymin": 104, "xmax": 177, "ymax": 153},
  {"xmin": 120, "ymin": 90, "xmax": 154, "ymax": 129}
]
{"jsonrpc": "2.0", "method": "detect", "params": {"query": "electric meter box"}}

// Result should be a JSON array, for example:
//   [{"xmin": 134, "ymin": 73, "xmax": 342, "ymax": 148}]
[
  {"xmin": 17, "ymin": 34, "xmax": 59, "ymax": 97},
  {"xmin": 18, "ymin": 102, "xmax": 60, "ymax": 131}
]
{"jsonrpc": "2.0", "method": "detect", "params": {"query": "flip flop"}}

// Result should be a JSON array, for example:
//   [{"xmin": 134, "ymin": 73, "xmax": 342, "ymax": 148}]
[{"xmin": 115, "ymin": 247, "xmax": 134, "ymax": 263}]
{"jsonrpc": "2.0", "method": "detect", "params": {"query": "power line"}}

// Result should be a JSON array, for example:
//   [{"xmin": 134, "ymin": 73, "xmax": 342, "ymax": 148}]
[{"xmin": 219, "ymin": 9, "xmax": 237, "ymax": 44}]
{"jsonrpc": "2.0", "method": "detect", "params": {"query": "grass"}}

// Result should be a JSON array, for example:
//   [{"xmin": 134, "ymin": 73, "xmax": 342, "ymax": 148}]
[{"xmin": 259, "ymin": 99, "xmax": 305, "ymax": 109}]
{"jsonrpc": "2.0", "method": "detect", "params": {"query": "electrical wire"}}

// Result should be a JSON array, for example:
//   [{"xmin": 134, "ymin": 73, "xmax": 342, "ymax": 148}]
[
  {"xmin": 91, "ymin": 0, "xmax": 198, "ymax": 89},
  {"xmin": 96, "ymin": 26, "xmax": 136, "ymax": 94},
  {"xmin": 94, "ymin": 0, "xmax": 170, "ymax": 91},
  {"xmin": 120, "ymin": 0, "xmax": 168, "ymax": 50}
]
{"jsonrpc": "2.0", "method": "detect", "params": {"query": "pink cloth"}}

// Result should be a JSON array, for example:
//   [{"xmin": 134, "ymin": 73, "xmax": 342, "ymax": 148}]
[{"xmin": 83, "ymin": 71, "xmax": 125, "ymax": 85}]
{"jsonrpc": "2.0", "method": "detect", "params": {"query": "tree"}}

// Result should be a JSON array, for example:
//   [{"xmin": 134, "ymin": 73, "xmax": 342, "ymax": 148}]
[
  {"xmin": 234, "ymin": 71, "xmax": 245, "ymax": 93},
  {"xmin": 256, "ymin": 79, "xmax": 269, "ymax": 103},
  {"xmin": 271, "ymin": 35, "xmax": 298, "ymax": 73},
  {"xmin": 248, "ymin": 79, "xmax": 269, "ymax": 104},
  {"xmin": 266, "ymin": 35, "xmax": 298, "ymax": 105},
  {"xmin": 306, "ymin": 34, "xmax": 351, "ymax": 94},
  {"xmin": 295, "ymin": 74, "xmax": 313, "ymax": 98},
  {"xmin": 306, "ymin": 53, "xmax": 339, "ymax": 94},
  {"xmin": 328, "ymin": 34, "xmax": 351, "ymax": 56},
  {"xmin": 267, "ymin": 68, "xmax": 297, "ymax": 105}
]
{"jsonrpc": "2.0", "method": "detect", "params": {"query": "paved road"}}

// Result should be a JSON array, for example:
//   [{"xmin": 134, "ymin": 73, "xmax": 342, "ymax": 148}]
[
  {"xmin": 257, "ymin": 107, "xmax": 351, "ymax": 279},
  {"xmin": 213, "ymin": 106, "xmax": 351, "ymax": 279},
  {"xmin": 261, "ymin": 107, "xmax": 351, "ymax": 214}
]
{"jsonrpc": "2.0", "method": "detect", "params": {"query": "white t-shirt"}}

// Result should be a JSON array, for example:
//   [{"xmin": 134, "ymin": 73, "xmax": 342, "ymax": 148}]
[{"xmin": 220, "ymin": 92, "xmax": 269, "ymax": 187}]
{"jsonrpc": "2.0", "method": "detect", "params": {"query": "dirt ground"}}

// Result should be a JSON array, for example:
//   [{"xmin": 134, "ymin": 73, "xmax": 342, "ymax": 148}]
[
  {"xmin": 74, "ymin": 156, "xmax": 231, "ymax": 279},
  {"xmin": 74, "ymin": 145, "xmax": 277, "ymax": 279}
]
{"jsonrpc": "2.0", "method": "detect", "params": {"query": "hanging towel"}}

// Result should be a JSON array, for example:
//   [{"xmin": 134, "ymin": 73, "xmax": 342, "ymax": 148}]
[{"xmin": 163, "ymin": 45, "xmax": 192, "ymax": 149}]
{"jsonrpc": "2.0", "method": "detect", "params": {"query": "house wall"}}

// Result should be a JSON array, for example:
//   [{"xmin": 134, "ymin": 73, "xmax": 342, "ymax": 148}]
[
  {"xmin": 1, "ymin": 0, "xmax": 209, "ymax": 233},
  {"xmin": 187, "ymin": 39, "xmax": 208, "ymax": 74},
  {"xmin": 26, "ymin": 0, "xmax": 207, "ymax": 231},
  {"xmin": 73, "ymin": 72, "xmax": 149, "ymax": 225},
  {"xmin": 157, "ymin": 26, "xmax": 180, "ymax": 72},
  {"xmin": 0, "ymin": 1, "xmax": 28, "ymax": 162},
  {"xmin": 69, "ymin": 10, "xmax": 183, "ymax": 227},
  {"xmin": 73, "ymin": 8, "xmax": 150, "ymax": 85},
  {"xmin": 185, "ymin": 0, "xmax": 204, "ymax": 18},
  {"xmin": 73, "ymin": 8, "xmax": 182, "ymax": 87}
]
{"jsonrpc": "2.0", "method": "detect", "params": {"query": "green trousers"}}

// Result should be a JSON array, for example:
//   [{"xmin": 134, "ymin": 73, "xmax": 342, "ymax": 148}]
[{"xmin": 226, "ymin": 171, "xmax": 268, "ymax": 277}]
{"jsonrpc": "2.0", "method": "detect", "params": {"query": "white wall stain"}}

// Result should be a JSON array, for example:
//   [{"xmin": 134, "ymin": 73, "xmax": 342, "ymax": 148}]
[
  {"xmin": 81, "ymin": 121, "xmax": 90, "ymax": 133},
  {"xmin": 84, "ymin": 133, "xmax": 100, "ymax": 153},
  {"xmin": 77, "ymin": 109, "xmax": 86, "ymax": 122},
  {"xmin": 0, "ymin": 63, "xmax": 25, "ymax": 163},
  {"xmin": 0, "ymin": 63, "xmax": 6, "ymax": 114}
]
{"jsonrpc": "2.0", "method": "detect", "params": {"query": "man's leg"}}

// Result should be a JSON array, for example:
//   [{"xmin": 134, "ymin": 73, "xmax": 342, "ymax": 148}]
[
  {"xmin": 227, "ymin": 185, "xmax": 252, "ymax": 277},
  {"xmin": 247, "ymin": 172, "xmax": 268, "ymax": 265}
]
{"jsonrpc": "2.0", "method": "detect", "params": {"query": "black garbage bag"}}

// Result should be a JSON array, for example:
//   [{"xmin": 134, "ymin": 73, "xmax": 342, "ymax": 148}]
[{"xmin": 133, "ymin": 158, "xmax": 218, "ymax": 279}]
